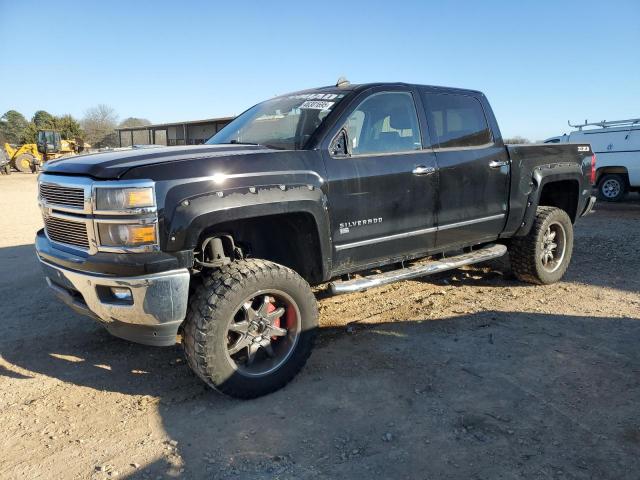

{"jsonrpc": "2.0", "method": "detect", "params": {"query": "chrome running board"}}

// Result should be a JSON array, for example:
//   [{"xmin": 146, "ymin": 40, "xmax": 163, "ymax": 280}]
[{"xmin": 329, "ymin": 244, "xmax": 507, "ymax": 295}]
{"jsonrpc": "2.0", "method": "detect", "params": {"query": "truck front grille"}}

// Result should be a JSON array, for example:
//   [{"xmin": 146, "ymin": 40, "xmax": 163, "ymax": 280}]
[
  {"xmin": 44, "ymin": 216, "xmax": 90, "ymax": 250},
  {"xmin": 39, "ymin": 183, "xmax": 85, "ymax": 209}
]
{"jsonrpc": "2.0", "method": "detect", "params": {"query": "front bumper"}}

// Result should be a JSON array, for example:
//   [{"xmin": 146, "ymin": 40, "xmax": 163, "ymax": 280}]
[{"xmin": 38, "ymin": 258, "xmax": 190, "ymax": 346}]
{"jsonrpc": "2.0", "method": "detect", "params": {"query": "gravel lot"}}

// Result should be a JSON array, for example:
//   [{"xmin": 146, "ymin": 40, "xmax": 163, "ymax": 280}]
[{"xmin": 0, "ymin": 173, "xmax": 639, "ymax": 479}]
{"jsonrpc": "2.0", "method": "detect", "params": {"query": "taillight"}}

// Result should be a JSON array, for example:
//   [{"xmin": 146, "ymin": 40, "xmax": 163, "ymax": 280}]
[{"xmin": 590, "ymin": 153, "xmax": 596, "ymax": 185}]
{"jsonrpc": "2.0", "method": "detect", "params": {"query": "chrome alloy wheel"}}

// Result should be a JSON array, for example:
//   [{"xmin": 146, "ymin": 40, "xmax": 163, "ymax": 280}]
[
  {"xmin": 540, "ymin": 221, "xmax": 567, "ymax": 273},
  {"xmin": 225, "ymin": 290, "xmax": 301, "ymax": 377}
]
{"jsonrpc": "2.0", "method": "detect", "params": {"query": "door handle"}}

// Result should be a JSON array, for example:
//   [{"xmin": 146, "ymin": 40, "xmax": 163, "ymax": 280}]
[
  {"xmin": 489, "ymin": 160, "xmax": 510, "ymax": 168},
  {"xmin": 412, "ymin": 165, "xmax": 435, "ymax": 175}
]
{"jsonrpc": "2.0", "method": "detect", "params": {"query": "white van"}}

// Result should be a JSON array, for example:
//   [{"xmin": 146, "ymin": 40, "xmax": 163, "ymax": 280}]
[{"xmin": 545, "ymin": 118, "xmax": 639, "ymax": 201}]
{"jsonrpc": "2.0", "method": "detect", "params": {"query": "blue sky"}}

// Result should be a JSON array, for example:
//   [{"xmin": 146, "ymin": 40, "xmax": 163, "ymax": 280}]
[{"xmin": 1, "ymin": 0, "xmax": 638, "ymax": 140}]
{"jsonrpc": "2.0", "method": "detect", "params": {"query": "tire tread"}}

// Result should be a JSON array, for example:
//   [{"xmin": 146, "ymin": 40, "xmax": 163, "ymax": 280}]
[
  {"xmin": 510, "ymin": 206, "xmax": 572, "ymax": 285},
  {"xmin": 183, "ymin": 259, "xmax": 317, "ymax": 399}
]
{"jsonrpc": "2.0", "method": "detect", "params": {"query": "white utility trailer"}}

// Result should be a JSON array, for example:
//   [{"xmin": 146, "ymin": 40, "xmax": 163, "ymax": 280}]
[{"xmin": 545, "ymin": 118, "xmax": 639, "ymax": 201}]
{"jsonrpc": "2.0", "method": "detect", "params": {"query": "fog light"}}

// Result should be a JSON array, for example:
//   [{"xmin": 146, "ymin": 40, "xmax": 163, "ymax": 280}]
[{"xmin": 110, "ymin": 287, "xmax": 132, "ymax": 302}]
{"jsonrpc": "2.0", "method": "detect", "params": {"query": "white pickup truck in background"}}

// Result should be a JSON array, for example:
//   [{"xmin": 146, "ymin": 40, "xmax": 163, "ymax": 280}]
[{"xmin": 545, "ymin": 118, "xmax": 639, "ymax": 201}]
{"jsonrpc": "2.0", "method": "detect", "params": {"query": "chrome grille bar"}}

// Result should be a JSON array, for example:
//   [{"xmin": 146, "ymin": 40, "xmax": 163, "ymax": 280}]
[
  {"xmin": 39, "ymin": 183, "xmax": 85, "ymax": 209},
  {"xmin": 43, "ymin": 216, "xmax": 90, "ymax": 249}
]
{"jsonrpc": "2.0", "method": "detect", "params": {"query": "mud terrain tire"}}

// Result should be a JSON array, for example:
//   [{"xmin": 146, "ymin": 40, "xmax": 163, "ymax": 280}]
[
  {"xmin": 510, "ymin": 206, "xmax": 573, "ymax": 285},
  {"xmin": 182, "ymin": 259, "xmax": 318, "ymax": 399}
]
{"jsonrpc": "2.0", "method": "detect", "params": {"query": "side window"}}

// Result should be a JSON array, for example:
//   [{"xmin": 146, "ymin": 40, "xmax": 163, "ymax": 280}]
[
  {"xmin": 344, "ymin": 91, "xmax": 422, "ymax": 155},
  {"xmin": 423, "ymin": 93, "xmax": 492, "ymax": 148}
]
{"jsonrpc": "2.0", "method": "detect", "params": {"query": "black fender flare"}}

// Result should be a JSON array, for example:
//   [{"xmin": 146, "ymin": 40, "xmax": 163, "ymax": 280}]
[
  {"xmin": 513, "ymin": 163, "xmax": 584, "ymax": 237},
  {"xmin": 164, "ymin": 181, "xmax": 332, "ymax": 279}
]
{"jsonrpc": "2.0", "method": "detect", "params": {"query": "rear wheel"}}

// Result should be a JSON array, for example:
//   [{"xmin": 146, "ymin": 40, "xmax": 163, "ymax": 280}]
[
  {"xmin": 13, "ymin": 154, "xmax": 35, "ymax": 173},
  {"xmin": 597, "ymin": 173, "xmax": 626, "ymax": 202},
  {"xmin": 509, "ymin": 206, "xmax": 573, "ymax": 285},
  {"xmin": 182, "ymin": 259, "xmax": 318, "ymax": 399}
]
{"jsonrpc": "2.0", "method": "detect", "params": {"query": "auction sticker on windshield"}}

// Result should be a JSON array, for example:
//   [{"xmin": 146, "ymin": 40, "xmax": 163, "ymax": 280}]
[{"xmin": 299, "ymin": 100, "xmax": 335, "ymax": 110}]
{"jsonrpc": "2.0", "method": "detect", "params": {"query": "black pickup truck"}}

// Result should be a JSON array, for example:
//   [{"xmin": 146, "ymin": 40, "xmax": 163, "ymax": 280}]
[{"xmin": 36, "ymin": 81, "xmax": 596, "ymax": 398}]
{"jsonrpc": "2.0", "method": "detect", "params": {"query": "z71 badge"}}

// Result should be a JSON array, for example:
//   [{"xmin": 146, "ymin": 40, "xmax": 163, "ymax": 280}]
[
  {"xmin": 577, "ymin": 146, "xmax": 590, "ymax": 152},
  {"xmin": 339, "ymin": 217, "xmax": 383, "ymax": 234}
]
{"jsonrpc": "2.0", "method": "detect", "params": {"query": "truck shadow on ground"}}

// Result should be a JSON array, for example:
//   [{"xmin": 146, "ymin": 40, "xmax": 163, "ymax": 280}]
[{"xmin": 2, "ymin": 304, "xmax": 640, "ymax": 479}]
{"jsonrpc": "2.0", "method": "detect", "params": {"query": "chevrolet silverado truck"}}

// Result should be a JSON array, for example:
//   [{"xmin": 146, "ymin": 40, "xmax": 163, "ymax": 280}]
[{"xmin": 36, "ymin": 81, "xmax": 597, "ymax": 398}]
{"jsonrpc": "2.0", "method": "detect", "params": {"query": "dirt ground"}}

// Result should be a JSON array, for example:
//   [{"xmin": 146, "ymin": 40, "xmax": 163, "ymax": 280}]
[{"xmin": 0, "ymin": 173, "xmax": 639, "ymax": 480}]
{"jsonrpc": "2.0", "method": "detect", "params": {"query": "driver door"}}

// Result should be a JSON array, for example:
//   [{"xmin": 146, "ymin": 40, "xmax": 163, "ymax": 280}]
[{"xmin": 322, "ymin": 87, "xmax": 439, "ymax": 274}]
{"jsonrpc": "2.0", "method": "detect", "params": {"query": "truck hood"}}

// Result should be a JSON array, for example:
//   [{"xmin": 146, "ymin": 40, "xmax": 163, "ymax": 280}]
[{"xmin": 42, "ymin": 144, "xmax": 272, "ymax": 179}]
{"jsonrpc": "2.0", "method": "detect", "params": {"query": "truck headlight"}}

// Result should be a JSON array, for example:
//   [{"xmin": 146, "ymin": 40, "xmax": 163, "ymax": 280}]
[
  {"xmin": 95, "ymin": 187, "xmax": 155, "ymax": 211},
  {"xmin": 97, "ymin": 223, "xmax": 157, "ymax": 247}
]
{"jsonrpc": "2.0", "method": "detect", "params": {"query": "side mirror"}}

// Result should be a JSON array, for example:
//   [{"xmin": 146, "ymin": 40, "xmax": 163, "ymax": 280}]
[{"xmin": 330, "ymin": 128, "xmax": 350, "ymax": 157}]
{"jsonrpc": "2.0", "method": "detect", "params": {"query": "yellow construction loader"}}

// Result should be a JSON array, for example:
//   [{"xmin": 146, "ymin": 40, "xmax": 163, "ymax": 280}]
[{"xmin": 3, "ymin": 130, "xmax": 89, "ymax": 173}]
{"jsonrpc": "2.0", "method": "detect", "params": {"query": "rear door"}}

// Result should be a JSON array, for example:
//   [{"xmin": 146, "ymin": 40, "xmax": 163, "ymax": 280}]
[
  {"xmin": 322, "ymin": 87, "xmax": 439, "ymax": 272},
  {"xmin": 420, "ymin": 90, "xmax": 509, "ymax": 249}
]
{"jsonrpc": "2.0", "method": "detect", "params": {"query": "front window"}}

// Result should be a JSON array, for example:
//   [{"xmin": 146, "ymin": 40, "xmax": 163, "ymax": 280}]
[
  {"xmin": 208, "ymin": 91, "xmax": 348, "ymax": 150},
  {"xmin": 343, "ymin": 91, "xmax": 422, "ymax": 155}
]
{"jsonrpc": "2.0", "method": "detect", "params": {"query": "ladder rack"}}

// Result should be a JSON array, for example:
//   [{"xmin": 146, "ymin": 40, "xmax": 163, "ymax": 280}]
[{"xmin": 568, "ymin": 118, "xmax": 640, "ymax": 130}]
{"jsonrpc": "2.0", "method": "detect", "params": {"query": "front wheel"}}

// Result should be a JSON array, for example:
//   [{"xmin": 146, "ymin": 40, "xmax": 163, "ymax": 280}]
[
  {"xmin": 509, "ymin": 206, "xmax": 574, "ymax": 285},
  {"xmin": 182, "ymin": 259, "xmax": 318, "ymax": 399},
  {"xmin": 13, "ymin": 154, "xmax": 35, "ymax": 173}
]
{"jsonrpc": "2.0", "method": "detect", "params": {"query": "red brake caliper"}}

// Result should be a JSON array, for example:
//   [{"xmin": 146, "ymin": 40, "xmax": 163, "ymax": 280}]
[{"xmin": 267, "ymin": 301, "xmax": 282, "ymax": 340}]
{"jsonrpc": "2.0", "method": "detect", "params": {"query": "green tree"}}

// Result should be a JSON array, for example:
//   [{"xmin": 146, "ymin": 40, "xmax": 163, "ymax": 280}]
[
  {"xmin": 1, "ymin": 110, "xmax": 85, "ymax": 145},
  {"xmin": 17, "ymin": 112, "xmax": 85, "ymax": 144},
  {"xmin": 119, "ymin": 117, "xmax": 151, "ymax": 128},
  {"xmin": 22, "ymin": 122, "xmax": 39, "ymax": 144},
  {"xmin": 32, "ymin": 110, "xmax": 56, "ymax": 129},
  {"xmin": 56, "ymin": 114, "xmax": 84, "ymax": 140},
  {"xmin": 0, "ymin": 110, "xmax": 30, "ymax": 144}
]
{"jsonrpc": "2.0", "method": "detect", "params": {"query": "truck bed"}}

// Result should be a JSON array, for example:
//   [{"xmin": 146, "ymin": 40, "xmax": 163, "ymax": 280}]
[{"xmin": 502, "ymin": 143, "xmax": 593, "ymax": 236}]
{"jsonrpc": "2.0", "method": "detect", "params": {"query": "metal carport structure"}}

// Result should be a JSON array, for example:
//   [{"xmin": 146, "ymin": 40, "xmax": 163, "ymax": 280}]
[{"xmin": 116, "ymin": 116, "xmax": 234, "ymax": 147}]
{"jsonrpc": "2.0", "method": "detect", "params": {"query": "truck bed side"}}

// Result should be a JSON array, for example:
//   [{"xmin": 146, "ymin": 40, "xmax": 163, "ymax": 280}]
[{"xmin": 502, "ymin": 143, "xmax": 593, "ymax": 237}]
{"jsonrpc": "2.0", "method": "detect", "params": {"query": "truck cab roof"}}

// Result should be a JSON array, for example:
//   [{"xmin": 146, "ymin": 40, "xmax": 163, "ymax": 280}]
[{"xmin": 286, "ymin": 82, "xmax": 484, "ymax": 97}]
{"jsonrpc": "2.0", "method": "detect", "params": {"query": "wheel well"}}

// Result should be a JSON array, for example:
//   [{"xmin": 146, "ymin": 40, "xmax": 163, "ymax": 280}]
[
  {"xmin": 197, "ymin": 212, "xmax": 323, "ymax": 284},
  {"xmin": 538, "ymin": 180, "xmax": 579, "ymax": 222},
  {"xmin": 596, "ymin": 167, "xmax": 629, "ymax": 185}
]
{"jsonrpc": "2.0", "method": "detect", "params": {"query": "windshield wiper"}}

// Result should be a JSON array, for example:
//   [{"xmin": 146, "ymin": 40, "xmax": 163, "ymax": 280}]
[
  {"xmin": 210, "ymin": 140, "xmax": 261, "ymax": 146},
  {"xmin": 218, "ymin": 140, "xmax": 285, "ymax": 150}
]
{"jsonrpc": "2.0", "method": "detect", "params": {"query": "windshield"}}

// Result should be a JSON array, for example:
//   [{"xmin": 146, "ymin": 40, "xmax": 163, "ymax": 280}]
[{"xmin": 207, "ymin": 91, "xmax": 347, "ymax": 150}]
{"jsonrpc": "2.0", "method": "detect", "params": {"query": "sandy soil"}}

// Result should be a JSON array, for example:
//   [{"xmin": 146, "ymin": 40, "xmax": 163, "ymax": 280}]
[{"xmin": 0, "ymin": 173, "xmax": 639, "ymax": 479}]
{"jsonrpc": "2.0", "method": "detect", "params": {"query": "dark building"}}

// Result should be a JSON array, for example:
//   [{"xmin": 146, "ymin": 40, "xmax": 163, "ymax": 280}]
[{"xmin": 116, "ymin": 116, "xmax": 234, "ymax": 147}]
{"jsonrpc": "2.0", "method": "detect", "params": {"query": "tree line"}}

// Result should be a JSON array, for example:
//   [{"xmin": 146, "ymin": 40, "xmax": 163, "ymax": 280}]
[
  {"xmin": 503, "ymin": 136, "xmax": 532, "ymax": 144},
  {"xmin": 1, "ymin": 108, "xmax": 534, "ymax": 148},
  {"xmin": 0, "ymin": 106, "xmax": 151, "ymax": 148}
]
